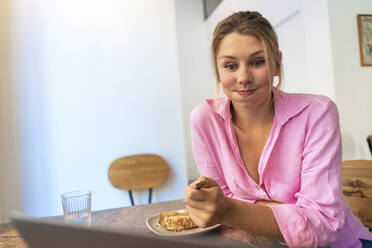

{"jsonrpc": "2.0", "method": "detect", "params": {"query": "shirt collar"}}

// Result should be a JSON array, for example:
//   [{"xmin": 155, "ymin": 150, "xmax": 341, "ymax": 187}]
[
  {"xmin": 206, "ymin": 97, "xmax": 232, "ymax": 120},
  {"xmin": 273, "ymin": 88, "xmax": 310, "ymax": 125},
  {"xmin": 206, "ymin": 87, "xmax": 310, "ymax": 126}
]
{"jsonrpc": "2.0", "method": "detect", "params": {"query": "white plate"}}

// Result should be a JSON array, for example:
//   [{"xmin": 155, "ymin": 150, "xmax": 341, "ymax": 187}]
[{"xmin": 145, "ymin": 210, "xmax": 220, "ymax": 237}]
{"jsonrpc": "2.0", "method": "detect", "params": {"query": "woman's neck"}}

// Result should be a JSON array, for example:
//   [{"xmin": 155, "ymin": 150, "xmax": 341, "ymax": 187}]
[{"xmin": 231, "ymin": 96, "xmax": 274, "ymax": 133}]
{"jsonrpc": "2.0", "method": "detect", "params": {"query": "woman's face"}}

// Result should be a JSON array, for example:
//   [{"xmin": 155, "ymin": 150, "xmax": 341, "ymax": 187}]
[{"xmin": 216, "ymin": 32, "xmax": 274, "ymax": 110}]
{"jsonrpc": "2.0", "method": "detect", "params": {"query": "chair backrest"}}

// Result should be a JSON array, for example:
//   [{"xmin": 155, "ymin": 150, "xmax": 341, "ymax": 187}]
[
  {"xmin": 367, "ymin": 135, "xmax": 372, "ymax": 156},
  {"xmin": 108, "ymin": 154, "xmax": 169, "ymax": 191},
  {"xmin": 342, "ymin": 160, "xmax": 372, "ymax": 229}
]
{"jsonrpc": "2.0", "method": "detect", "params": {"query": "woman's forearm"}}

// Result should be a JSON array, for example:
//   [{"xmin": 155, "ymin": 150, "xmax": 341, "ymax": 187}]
[{"xmin": 222, "ymin": 197, "xmax": 283, "ymax": 239}]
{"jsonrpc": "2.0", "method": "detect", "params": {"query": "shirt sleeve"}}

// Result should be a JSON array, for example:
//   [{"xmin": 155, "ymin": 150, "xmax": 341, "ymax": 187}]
[
  {"xmin": 269, "ymin": 99, "xmax": 345, "ymax": 248},
  {"xmin": 189, "ymin": 110, "xmax": 238, "ymax": 199}
]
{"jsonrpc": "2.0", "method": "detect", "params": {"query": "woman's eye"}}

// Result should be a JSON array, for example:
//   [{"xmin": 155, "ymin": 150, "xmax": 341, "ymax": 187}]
[
  {"xmin": 224, "ymin": 64, "xmax": 237, "ymax": 70},
  {"xmin": 251, "ymin": 60, "xmax": 265, "ymax": 67}
]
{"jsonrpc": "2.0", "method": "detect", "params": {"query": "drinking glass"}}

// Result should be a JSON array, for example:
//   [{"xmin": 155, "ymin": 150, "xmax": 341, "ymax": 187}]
[{"xmin": 61, "ymin": 190, "xmax": 91, "ymax": 226}]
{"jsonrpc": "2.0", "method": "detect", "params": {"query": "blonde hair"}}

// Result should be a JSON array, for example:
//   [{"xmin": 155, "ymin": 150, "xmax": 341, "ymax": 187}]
[{"xmin": 211, "ymin": 11, "xmax": 283, "ymax": 99}]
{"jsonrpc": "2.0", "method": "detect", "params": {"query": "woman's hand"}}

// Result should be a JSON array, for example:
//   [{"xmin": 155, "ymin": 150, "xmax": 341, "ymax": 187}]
[
  {"xmin": 185, "ymin": 177, "xmax": 283, "ymax": 239},
  {"xmin": 184, "ymin": 176, "xmax": 231, "ymax": 228}
]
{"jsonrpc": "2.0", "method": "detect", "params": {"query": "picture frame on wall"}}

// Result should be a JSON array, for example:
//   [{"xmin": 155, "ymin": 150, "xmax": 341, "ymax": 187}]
[{"xmin": 357, "ymin": 14, "xmax": 372, "ymax": 66}]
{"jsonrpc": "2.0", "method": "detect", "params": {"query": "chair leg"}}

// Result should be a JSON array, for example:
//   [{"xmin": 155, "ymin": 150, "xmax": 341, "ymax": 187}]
[
  {"xmin": 128, "ymin": 190, "xmax": 135, "ymax": 206},
  {"xmin": 367, "ymin": 138, "xmax": 372, "ymax": 157},
  {"xmin": 148, "ymin": 188, "xmax": 153, "ymax": 204}
]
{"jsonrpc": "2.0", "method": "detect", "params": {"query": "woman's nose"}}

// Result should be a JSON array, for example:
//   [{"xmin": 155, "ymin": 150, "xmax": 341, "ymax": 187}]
[{"xmin": 237, "ymin": 67, "xmax": 252, "ymax": 85}]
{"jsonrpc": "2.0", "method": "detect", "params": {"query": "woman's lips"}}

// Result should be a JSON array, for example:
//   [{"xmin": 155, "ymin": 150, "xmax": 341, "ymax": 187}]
[{"xmin": 236, "ymin": 89, "xmax": 256, "ymax": 96}]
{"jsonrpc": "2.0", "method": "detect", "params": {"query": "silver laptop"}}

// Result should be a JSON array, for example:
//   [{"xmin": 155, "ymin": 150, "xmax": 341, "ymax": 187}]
[{"xmin": 11, "ymin": 213, "xmax": 247, "ymax": 248}]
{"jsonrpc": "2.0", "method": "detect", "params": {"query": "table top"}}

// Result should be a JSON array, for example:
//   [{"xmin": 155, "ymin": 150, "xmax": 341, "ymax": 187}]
[{"xmin": 0, "ymin": 199, "xmax": 285, "ymax": 248}]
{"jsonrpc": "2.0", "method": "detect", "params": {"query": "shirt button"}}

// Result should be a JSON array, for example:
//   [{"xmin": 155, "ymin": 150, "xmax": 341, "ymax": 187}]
[{"xmin": 334, "ymin": 213, "xmax": 338, "ymax": 218}]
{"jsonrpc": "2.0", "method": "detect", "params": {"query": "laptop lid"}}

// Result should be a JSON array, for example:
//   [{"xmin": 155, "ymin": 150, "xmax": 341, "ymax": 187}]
[{"xmin": 10, "ymin": 213, "xmax": 245, "ymax": 248}]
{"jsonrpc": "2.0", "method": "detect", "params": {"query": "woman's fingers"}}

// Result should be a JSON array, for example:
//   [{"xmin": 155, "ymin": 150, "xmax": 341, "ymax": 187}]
[
  {"xmin": 185, "ymin": 184, "xmax": 222, "ymax": 203},
  {"xmin": 184, "ymin": 196, "xmax": 203, "ymax": 209},
  {"xmin": 184, "ymin": 177, "xmax": 231, "ymax": 227},
  {"xmin": 184, "ymin": 185, "xmax": 208, "ymax": 201},
  {"xmin": 186, "ymin": 204, "xmax": 217, "ymax": 227},
  {"xmin": 186, "ymin": 207, "xmax": 206, "ymax": 227},
  {"xmin": 184, "ymin": 196, "xmax": 217, "ymax": 212},
  {"xmin": 189, "ymin": 176, "xmax": 218, "ymax": 189}
]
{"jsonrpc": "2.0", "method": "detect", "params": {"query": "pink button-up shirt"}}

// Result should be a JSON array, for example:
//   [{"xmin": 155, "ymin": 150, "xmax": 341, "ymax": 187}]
[{"xmin": 190, "ymin": 89, "xmax": 372, "ymax": 248}]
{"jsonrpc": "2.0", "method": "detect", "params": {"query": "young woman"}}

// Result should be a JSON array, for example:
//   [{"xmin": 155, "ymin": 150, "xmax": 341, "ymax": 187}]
[{"xmin": 184, "ymin": 11, "xmax": 372, "ymax": 248}]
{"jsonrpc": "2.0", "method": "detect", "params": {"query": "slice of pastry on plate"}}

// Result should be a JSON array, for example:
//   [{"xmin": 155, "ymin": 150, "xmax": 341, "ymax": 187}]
[{"xmin": 159, "ymin": 211, "xmax": 197, "ymax": 232}]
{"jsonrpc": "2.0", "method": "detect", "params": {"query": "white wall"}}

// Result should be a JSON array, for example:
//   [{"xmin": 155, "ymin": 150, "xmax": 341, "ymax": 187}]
[
  {"xmin": 299, "ymin": 0, "xmax": 336, "ymax": 100},
  {"xmin": 328, "ymin": 0, "xmax": 372, "ymax": 160},
  {"xmin": 175, "ymin": 0, "xmax": 214, "ymax": 181},
  {"xmin": 206, "ymin": 0, "xmax": 300, "ymax": 41},
  {"xmin": 2, "ymin": 0, "xmax": 188, "ymax": 219},
  {"xmin": 275, "ymin": 11, "xmax": 308, "ymax": 94},
  {"xmin": 278, "ymin": 0, "xmax": 336, "ymax": 99}
]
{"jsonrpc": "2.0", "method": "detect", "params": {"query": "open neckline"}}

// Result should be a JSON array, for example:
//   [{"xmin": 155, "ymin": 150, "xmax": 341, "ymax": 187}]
[{"xmin": 227, "ymin": 115, "xmax": 279, "ymax": 188}]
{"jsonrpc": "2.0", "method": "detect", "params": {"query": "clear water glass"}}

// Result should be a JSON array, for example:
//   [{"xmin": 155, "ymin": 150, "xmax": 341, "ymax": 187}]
[{"xmin": 61, "ymin": 190, "xmax": 91, "ymax": 226}]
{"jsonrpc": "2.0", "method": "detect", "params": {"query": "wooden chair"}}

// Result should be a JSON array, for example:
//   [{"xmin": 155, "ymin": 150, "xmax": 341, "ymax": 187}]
[
  {"xmin": 367, "ymin": 135, "xmax": 372, "ymax": 157},
  {"xmin": 108, "ymin": 154, "xmax": 169, "ymax": 206},
  {"xmin": 342, "ymin": 160, "xmax": 372, "ymax": 231}
]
